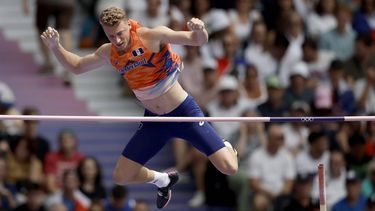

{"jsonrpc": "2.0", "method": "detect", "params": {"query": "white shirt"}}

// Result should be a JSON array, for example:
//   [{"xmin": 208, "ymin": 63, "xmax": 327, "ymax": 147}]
[
  {"xmin": 247, "ymin": 147, "xmax": 296, "ymax": 195},
  {"xmin": 244, "ymin": 44, "xmax": 276, "ymax": 81},
  {"xmin": 228, "ymin": 9, "xmax": 260, "ymax": 42},
  {"xmin": 307, "ymin": 50, "xmax": 336, "ymax": 81},
  {"xmin": 282, "ymin": 124, "xmax": 309, "ymax": 153},
  {"xmin": 307, "ymin": 13, "xmax": 337, "ymax": 37},
  {"xmin": 354, "ymin": 79, "xmax": 375, "ymax": 114},
  {"xmin": 207, "ymin": 97, "xmax": 254, "ymax": 139},
  {"xmin": 295, "ymin": 150, "xmax": 330, "ymax": 175}
]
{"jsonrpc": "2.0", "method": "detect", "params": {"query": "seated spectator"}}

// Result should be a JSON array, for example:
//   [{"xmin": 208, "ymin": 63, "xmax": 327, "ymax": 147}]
[
  {"xmin": 325, "ymin": 59, "xmax": 356, "ymax": 115},
  {"xmin": 279, "ymin": 173, "xmax": 319, "ymax": 211},
  {"xmin": 227, "ymin": 109, "xmax": 266, "ymax": 211},
  {"xmin": 345, "ymin": 133, "xmax": 373, "ymax": 179},
  {"xmin": 352, "ymin": 0, "xmax": 375, "ymax": 36},
  {"xmin": 282, "ymin": 101, "xmax": 310, "ymax": 156},
  {"xmin": 44, "ymin": 129, "xmax": 85, "ymax": 192},
  {"xmin": 306, "ymin": 0, "xmax": 337, "ymax": 38},
  {"xmin": 128, "ymin": 0, "xmax": 170, "ymax": 28},
  {"xmin": 207, "ymin": 75, "xmax": 252, "ymax": 140},
  {"xmin": 241, "ymin": 64, "xmax": 268, "ymax": 107},
  {"xmin": 21, "ymin": 106, "xmax": 50, "ymax": 164},
  {"xmin": 244, "ymin": 20, "xmax": 275, "ymax": 80},
  {"xmin": 77, "ymin": 157, "xmax": 106, "ymax": 200},
  {"xmin": 0, "ymin": 155, "xmax": 17, "ymax": 210},
  {"xmin": 45, "ymin": 169, "xmax": 91, "ymax": 211},
  {"xmin": 13, "ymin": 182, "xmax": 46, "ymax": 211},
  {"xmin": 295, "ymin": 131, "xmax": 330, "ymax": 175},
  {"xmin": 312, "ymin": 151, "xmax": 347, "ymax": 210},
  {"xmin": 283, "ymin": 62, "xmax": 315, "ymax": 107},
  {"xmin": 104, "ymin": 185, "xmax": 135, "ymax": 211},
  {"xmin": 344, "ymin": 33, "xmax": 373, "ymax": 83},
  {"xmin": 332, "ymin": 170, "xmax": 367, "ymax": 211},
  {"xmin": 302, "ymin": 37, "xmax": 335, "ymax": 86},
  {"xmin": 319, "ymin": 4, "xmax": 356, "ymax": 61},
  {"xmin": 48, "ymin": 202, "xmax": 68, "ymax": 211},
  {"xmin": 195, "ymin": 59, "xmax": 219, "ymax": 108},
  {"xmin": 362, "ymin": 159, "xmax": 375, "ymax": 198},
  {"xmin": 248, "ymin": 123, "xmax": 295, "ymax": 210},
  {"xmin": 6, "ymin": 137, "xmax": 43, "ymax": 191},
  {"xmin": 354, "ymin": 60, "xmax": 375, "ymax": 114},
  {"xmin": 257, "ymin": 75, "xmax": 289, "ymax": 117}
]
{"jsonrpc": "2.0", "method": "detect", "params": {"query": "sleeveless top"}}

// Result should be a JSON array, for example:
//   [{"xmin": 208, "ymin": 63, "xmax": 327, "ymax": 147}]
[{"xmin": 110, "ymin": 19, "xmax": 182, "ymax": 100}]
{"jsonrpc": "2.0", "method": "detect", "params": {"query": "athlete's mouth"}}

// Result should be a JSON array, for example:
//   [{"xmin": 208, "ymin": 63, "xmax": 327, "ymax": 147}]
[{"xmin": 116, "ymin": 42, "xmax": 124, "ymax": 48}]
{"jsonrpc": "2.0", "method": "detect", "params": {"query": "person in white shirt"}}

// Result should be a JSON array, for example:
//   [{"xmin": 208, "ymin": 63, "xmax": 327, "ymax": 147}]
[
  {"xmin": 248, "ymin": 123, "xmax": 296, "ymax": 210},
  {"xmin": 295, "ymin": 131, "xmax": 330, "ymax": 175},
  {"xmin": 306, "ymin": 0, "xmax": 337, "ymax": 38}
]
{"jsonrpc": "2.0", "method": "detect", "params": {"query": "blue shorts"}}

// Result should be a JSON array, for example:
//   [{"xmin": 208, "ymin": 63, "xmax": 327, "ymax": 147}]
[{"xmin": 122, "ymin": 95, "xmax": 225, "ymax": 165}]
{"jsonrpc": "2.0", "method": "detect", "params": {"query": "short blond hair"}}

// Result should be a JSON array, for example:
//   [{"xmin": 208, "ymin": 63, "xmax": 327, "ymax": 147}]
[{"xmin": 99, "ymin": 7, "xmax": 127, "ymax": 26}]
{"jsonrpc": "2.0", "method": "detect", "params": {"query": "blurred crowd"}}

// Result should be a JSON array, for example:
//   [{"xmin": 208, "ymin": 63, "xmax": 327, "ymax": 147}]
[{"xmin": 2, "ymin": 0, "xmax": 375, "ymax": 210}]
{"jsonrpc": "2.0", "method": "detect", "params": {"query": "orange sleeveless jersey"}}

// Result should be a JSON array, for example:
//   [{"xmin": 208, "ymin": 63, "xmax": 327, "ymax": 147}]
[{"xmin": 110, "ymin": 19, "xmax": 182, "ymax": 100}]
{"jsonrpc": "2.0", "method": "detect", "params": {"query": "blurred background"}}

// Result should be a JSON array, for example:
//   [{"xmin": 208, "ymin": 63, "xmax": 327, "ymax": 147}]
[{"xmin": 1, "ymin": 0, "xmax": 375, "ymax": 210}]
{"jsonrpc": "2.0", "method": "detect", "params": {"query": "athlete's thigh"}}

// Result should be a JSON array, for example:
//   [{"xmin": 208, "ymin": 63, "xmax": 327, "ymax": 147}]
[
  {"xmin": 122, "ymin": 122, "xmax": 170, "ymax": 165},
  {"xmin": 174, "ymin": 121, "xmax": 225, "ymax": 157}
]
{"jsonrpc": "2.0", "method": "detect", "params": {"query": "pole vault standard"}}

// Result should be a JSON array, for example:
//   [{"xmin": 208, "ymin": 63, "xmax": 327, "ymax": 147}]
[{"xmin": 0, "ymin": 115, "xmax": 375, "ymax": 122}]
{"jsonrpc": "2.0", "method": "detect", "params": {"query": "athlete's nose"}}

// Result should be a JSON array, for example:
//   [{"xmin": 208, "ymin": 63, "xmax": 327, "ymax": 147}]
[{"xmin": 115, "ymin": 36, "xmax": 122, "ymax": 44}]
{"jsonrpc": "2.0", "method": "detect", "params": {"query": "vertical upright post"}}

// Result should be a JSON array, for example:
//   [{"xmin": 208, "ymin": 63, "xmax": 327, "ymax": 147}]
[{"xmin": 318, "ymin": 163, "xmax": 327, "ymax": 211}]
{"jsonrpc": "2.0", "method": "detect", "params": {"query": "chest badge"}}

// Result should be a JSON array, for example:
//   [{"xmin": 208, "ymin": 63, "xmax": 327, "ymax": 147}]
[{"xmin": 132, "ymin": 48, "xmax": 144, "ymax": 57}]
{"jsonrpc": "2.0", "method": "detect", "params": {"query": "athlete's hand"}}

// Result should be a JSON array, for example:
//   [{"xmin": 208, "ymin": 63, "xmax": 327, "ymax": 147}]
[
  {"xmin": 187, "ymin": 18, "xmax": 205, "ymax": 32},
  {"xmin": 40, "ymin": 27, "xmax": 60, "ymax": 49}
]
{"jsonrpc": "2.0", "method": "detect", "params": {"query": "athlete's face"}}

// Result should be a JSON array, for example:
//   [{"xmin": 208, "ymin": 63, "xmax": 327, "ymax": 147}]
[{"xmin": 102, "ymin": 20, "xmax": 131, "ymax": 51}]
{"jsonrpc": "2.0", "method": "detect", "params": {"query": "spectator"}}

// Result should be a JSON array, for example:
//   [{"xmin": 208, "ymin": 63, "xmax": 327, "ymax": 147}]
[
  {"xmin": 104, "ymin": 185, "xmax": 135, "ymax": 211},
  {"xmin": 77, "ymin": 157, "xmax": 106, "ymax": 200},
  {"xmin": 45, "ymin": 169, "xmax": 91, "ymax": 211},
  {"xmin": 345, "ymin": 133, "xmax": 373, "ymax": 179},
  {"xmin": 312, "ymin": 151, "xmax": 347, "ymax": 209},
  {"xmin": 129, "ymin": 0, "xmax": 170, "ymax": 28},
  {"xmin": 281, "ymin": 101, "xmax": 311, "ymax": 156},
  {"xmin": 352, "ymin": 0, "xmax": 375, "ymax": 36},
  {"xmin": 302, "ymin": 37, "xmax": 335, "ymax": 84},
  {"xmin": 280, "ymin": 173, "xmax": 319, "ymax": 211},
  {"xmin": 354, "ymin": 60, "xmax": 375, "ymax": 114},
  {"xmin": 257, "ymin": 74, "xmax": 288, "ymax": 117},
  {"xmin": 44, "ymin": 129, "xmax": 84, "ymax": 192},
  {"xmin": 6, "ymin": 137, "xmax": 43, "ymax": 191},
  {"xmin": 248, "ymin": 123, "xmax": 295, "ymax": 210},
  {"xmin": 362, "ymin": 159, "xmax": 375, "ymax": 198},
  {"xmin": 319, "ymin": 4, "xmax": 356, "ymax": 61},
  {"xmin": 22, "ymin": 0, "xmax": 75, "ymax": 86},
  {"xmin": 21, "ymin": 106, "xmax": 50, "ymax": 164},
  {"xmin": 241, "ymin": 64, "xmax": 268, "ymax": 107},
  {"xmin": 345, "ymin": 33, "xmax": 373, "ymax": 83},
  {"xmin": 0, "ymin": 155, "xmax": 17, "ymax": 210},
  {"xmin": 283, "ymin": 62, "xmax": 315, "ymax": 107},
  {"xmin": 207, "ymin": 75, "xmax": 252, "ymax": 140},
  {"xmin": 48, "ymin": 202, "xmax": 68, "ymax": 211},
  {"xmin": 216, "ymin": 32, "xmax": 242, "ymax": 77},
  {"xmin": 295, "ymin": 131, "xmax": 330, "ymax": 175},
  {"xmin": 12, "ymin": 182, "xmax": 46, "ymax": 211},
  {"xmin": 244, "ymin": 20, "xmax": 275, "ymax": 80},
  {"xmin": 332, "ymin": 170, "xmax": 367, "ymax": 211},
  {"xmin": 227, "ymin": 109, "xmax": 266, "ymax": 211},
  {"xmin": 306, "ymin": 0, "xmax": 337, "ymax": 38},
  {"xmin": 194, "ymin": 59, "xmax": 220, "ymax": 108},
  {"xmin": 326, "ymin": 59, "xmax": 357, "ymax": 115},
  {"xmin": 228, "ymin": 0, "xmax": 261, "ymax": 43}
]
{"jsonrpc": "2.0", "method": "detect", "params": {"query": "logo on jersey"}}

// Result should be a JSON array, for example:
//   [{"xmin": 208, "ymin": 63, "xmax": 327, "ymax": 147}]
[
  {"xmin": 199, "ymin": 121, "xmax": 205, "ymax": 126},
  {"xmin": 132, "ymin": 48, "xmax": 144, "ymax": 57}
]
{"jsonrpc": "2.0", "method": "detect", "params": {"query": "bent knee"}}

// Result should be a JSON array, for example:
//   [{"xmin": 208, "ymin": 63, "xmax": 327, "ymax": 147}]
[{"xmin": 224, "ymin": 162, "xmax": 238, "ymax": 175}]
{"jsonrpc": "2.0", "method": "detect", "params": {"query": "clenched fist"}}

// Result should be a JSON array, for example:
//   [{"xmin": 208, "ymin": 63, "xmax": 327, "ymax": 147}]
[
  {"xmin": 40, "ymin": 27, "xmax": 60, "ymax": 49},
  {"xmin": 187, "ymin": 18, "xmax": 206, "ymax": 32}
]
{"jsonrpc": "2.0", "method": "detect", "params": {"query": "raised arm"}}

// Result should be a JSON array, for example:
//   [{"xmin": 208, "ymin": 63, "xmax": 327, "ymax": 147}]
[
  {"xmin": 149, "ymin": 18, "xmax": 209, "ymax": 47},
  {"xmin": 41, "ymin": 27, "xmax": 109, "ymax": 74}
]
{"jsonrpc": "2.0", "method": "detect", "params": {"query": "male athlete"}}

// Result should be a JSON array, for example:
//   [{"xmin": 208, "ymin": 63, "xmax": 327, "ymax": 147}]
[{"xmin": 41, "ymin": 7, "xmax": 238, "ymax": 209}]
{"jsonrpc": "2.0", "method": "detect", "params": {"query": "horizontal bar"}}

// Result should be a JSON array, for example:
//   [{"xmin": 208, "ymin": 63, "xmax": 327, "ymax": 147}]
[{"xmin": 0, "ymin": 115, "xmax": 374, "ymax": 122}]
